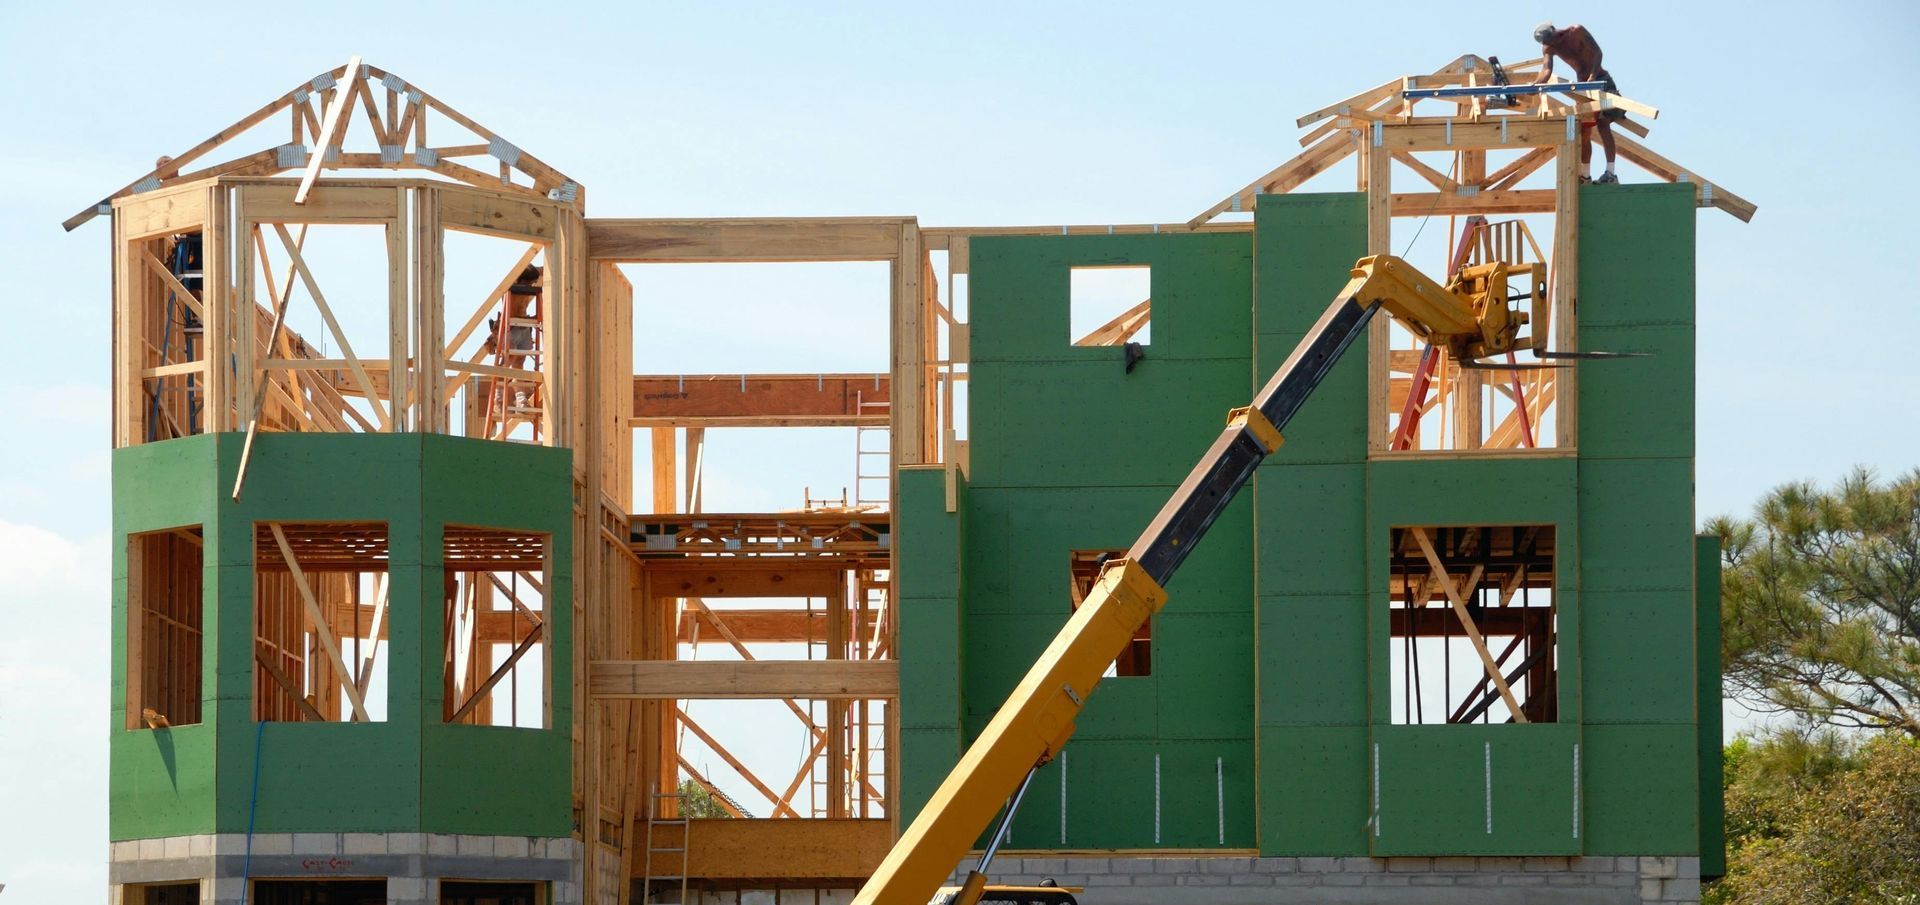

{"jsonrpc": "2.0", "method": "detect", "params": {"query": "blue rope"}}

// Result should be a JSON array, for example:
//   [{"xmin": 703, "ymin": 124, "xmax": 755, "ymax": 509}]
[{"xmin": 241, "ymin": 720, "xmax": 265, "ymax": 905}]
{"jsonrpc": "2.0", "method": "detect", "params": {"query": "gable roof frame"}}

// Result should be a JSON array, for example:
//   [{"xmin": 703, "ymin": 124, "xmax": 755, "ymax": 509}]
[{"xmin": 64, "ymin": 55, "xmax": 582, "ymax": 231}]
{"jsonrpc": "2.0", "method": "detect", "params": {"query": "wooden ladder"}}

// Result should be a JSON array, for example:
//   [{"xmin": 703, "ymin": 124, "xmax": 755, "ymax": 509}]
[
  {"xmin": 641, "ymin": 791, "xmax": 691, "ymax": 904},
  {"xmin": 853, "ymin": 393, "xmax": 890, "ymax": 509}
]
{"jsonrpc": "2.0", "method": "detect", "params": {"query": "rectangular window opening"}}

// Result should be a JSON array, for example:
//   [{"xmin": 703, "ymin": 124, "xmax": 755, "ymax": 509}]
[
  {"xmin": 1380, "ymin": 215, "xmax": 1563, "ymax": 453},
  {"xmin": 125, "ymin": 881, "xmax": 202, "ymax": 905},
  {"xmin": 128, "ymin": 526, "xmax": 204, "ymax": 729},
  {"xmin": 1070, "ymin": 549, "xmax": 1149, "ymax": 677},
  {"xmin": 251, "ymin": 879, "xmax": 388, "ymax": 905},
  {"xmin": 1388, "ymin": 525, "xmax": 1557, "ymax": 724},
  {"xmin": 253, "ymin": 522, "xmax": 390, "ymax": 723},
  {"xmin": 1069, "ymin": 266, "xmax": 1151, "ymax": 347},
  {"xmin": 441, "ymin": 880, "xmax": 544, "ymax": 905},
  {"xmin": 444, "ymin": 526, "xmax": 551, "ymax": 728}
]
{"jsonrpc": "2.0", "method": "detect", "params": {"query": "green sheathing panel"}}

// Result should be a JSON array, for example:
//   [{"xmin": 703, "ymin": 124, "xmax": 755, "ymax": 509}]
[
  {"xmin": 1252, "ymin": 193, "xmax": 1372, "ymax": 855},
  {"xmin": 1576, "ymin": 183, "xmax": 1700, "ymax": 854},
  {"xmin": 962, "ymin": 233, "xmax": 1256, "ymax": 849},
  {"xmin": 1372, "ymin": 725, "xmax": 1580, "ymax": 854},
  {"xmin": 1696, "ymin": 534, "xmax": 1726, "ymax": 877},
  {"xmin": 1364, "ymin": 456, "xmax": 1582, "ymax": 856},
  {"xmin": 417, "ymin": 435, "xmax": 574, "ymax": 836},
  {"xmin": 111, "ymin": 435, "xmax": 222, "ymax": 839},
  {"xmin": 110, "ymin": 432, "xmax": 573, "ymax": 840},
  {"xmin": 896, "ymin": 466, "xmax": 966, "ymax": 824}
]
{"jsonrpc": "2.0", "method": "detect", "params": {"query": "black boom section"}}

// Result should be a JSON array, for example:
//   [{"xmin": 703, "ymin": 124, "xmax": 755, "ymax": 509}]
[{"xmin": 1126, "ymin": 298, "xmax": 1379, "ymax": 585}]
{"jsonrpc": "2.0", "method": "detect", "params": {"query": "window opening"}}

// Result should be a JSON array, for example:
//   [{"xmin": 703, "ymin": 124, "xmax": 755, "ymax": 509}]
[
  {"xmin": 128, "ymin": 526, "xmax": 204, "ymax": 729},
  {"xmin": 252, "ymin": 522, "xmax": 390, "ymax": 722},
  {"xmin": 251, "ymin": 879, "xmax": 388, "ymax": 905},
  {"xmin": 1388, "ymin": 525, "xmax": 1557, "ymax": 724},
  {"xmin": 1069, "ymin": 266, "xmax": 1151, "ymax": 346},
  {"xmin": 441, "ymin": 881, "xmax": 542, "ymax": 905},
  {"xmin": 444, "ymin": 526, "xmax": 550, "ymax": 728}
]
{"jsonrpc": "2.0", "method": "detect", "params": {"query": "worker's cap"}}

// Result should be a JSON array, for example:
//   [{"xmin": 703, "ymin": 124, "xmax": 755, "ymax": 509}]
[{"xmin": 1533, "ymin": 22, "xmax": 1556, "ymax": 43}]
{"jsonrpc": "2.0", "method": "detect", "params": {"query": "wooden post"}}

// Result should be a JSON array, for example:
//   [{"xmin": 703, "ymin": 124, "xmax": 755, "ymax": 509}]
[
  {"xmin": 1552, "ymin": 136, "xmax": 1580, "ymax": 448},
  {"xmin": 891, "ymin": 223, "xmax": 926, "ymax": 467},
  {"xmin": 387, "ymin": 187, "xmax": 410, "ymax": 431},
  {"xmin": 202, "ymin": 186, "xmax": 229, "ymax": 432},
  {"xmin": 683, "ymin": 427, "xmax": 704, "ymax": 513},
  {"xmin": 826, "ymin": 574, "xmax": 849, "ymax": 819},
  {"xmin": 1365, "ymin": 138, "xmax": 1393, "ymax": 454},
  {"xmin": 650, "ymin": 428, "xmax": 676, "ymax": 514},
  {"xmin": 414, "ymin": 187, "xmax": 446, "ymax": 434}
]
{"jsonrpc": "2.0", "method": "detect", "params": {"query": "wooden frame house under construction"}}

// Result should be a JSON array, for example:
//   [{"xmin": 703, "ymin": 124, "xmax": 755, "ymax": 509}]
[{"xmin": 93, "ymin": 54, "xmax": 1747, "ymax": 905}]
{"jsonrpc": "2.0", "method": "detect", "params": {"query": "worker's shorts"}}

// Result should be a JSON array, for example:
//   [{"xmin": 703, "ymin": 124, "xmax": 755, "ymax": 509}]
[{"xmin": 1593, "ymin": 71, "xmax": 1627, "ymax": 122}]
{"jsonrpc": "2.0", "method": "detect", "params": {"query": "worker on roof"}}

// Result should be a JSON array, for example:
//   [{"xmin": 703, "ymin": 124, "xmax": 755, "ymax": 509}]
[{"xmin": 1532, "ymin": 22, "xmax": 1625, "ymax": 184}]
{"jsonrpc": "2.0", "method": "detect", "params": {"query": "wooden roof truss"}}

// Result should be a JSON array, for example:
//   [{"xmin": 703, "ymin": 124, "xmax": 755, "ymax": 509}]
[
  {"xmin": 65, "ymin": 56, "xmax": 581, "ymax": 232},
  {"xmin": 1190, "ymin": 54, "xmax": 1754, "ymax": 225}
]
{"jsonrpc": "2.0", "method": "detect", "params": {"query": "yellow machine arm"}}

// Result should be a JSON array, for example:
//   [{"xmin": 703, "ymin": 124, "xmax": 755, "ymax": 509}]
[{"xmin": 855, "ymin": 254, "xmax": 1541, "ymax": 905}]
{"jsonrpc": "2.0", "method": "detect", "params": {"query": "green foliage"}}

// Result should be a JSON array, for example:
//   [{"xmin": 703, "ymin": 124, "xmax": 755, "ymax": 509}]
[
  {"xmin": 1711, "ymin": 732, "xmax": 1920, "ymax": 904},
  {"xmin": 1710, "ymin": 467, "xmax": 1920, "ymax": 738},
  {"xmin": 677, "ymin": 779, "xmax": 737, "ymax": 819}
]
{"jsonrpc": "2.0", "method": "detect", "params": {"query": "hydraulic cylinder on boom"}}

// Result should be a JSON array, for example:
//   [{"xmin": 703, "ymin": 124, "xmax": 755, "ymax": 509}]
[{"xmin": 856, "ymin": 252, "xmax": 1573, "ymax": 905}]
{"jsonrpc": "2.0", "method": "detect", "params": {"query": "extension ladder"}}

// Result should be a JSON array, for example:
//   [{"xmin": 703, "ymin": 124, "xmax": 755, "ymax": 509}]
[
  {"xmin": 479, "ymin": 278, "xmax": 545, "ymax": 442},
  {"xmin": 641, "ymin": 791, "xmax": 691, "ymax": 904}
]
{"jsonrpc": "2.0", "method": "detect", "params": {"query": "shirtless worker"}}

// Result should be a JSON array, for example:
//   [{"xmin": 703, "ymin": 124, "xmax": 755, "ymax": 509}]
[{"xmin": 1532, "ymin": 22, "xmax": 1625, "ymax": 184}]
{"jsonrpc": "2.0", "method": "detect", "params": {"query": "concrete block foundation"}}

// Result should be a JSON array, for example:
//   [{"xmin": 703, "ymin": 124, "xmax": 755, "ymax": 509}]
[{"xmin": 110, "ymin": 832, "xmax": 582, "ymax": 905}]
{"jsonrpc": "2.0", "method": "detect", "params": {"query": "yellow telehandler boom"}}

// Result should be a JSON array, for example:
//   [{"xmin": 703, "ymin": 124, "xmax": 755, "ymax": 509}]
[{"xmin": 854, "ymin": 254, "xmax": 1557, "ymax": 905}]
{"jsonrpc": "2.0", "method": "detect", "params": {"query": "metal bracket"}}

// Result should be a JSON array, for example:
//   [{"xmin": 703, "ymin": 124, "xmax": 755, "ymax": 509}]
[
  {"xmin": 487, "ymin": 136, "xmax": 521, "ymax": 167},
  {"xmin": 413, "ymin": 148, "xmax": 439, "ymax": 167},
  {"xmin": 380, "ymin": 73, "xmax": 407, "ymax": 94}
]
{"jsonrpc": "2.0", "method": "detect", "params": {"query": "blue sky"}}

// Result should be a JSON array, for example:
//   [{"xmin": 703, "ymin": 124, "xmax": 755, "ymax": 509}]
[{"xmin": 2, "ymin": 1, "xmax": 1916, "ymax": 899}]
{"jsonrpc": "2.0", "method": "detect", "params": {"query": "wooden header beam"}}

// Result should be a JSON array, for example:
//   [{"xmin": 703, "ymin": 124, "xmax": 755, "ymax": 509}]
[
  {"xmin": 632, "ymin": 373, "xmax": 889, "ymax": 428},
  {"xmin": 589, "ymin": 660, "xmax": 899, "ymax": 699},
  {"xmin": 646, "ymin": 562, "xmax": 844, "ymax": 598},
  {"xmin": 586, "ymin": 217, "xmax": 912, "ymax": 262}
]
